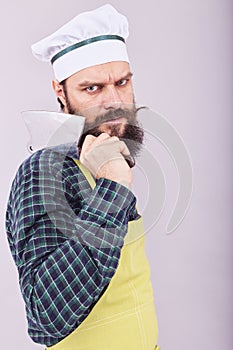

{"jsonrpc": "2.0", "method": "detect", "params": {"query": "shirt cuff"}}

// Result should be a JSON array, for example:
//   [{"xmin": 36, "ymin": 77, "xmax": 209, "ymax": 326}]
[{"xmin": 80, "ymin": 177, "xmax": 138, "ymax": 228}]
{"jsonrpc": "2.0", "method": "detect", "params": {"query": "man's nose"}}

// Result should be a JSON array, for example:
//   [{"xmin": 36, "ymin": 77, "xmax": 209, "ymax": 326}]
[{"xmin": 102, "ymin": 85, "xmax": 122, "ymax": 110}]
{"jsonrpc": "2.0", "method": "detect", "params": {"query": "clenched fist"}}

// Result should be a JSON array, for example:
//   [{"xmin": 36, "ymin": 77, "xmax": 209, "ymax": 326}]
[{"xmin": 80, "ymin": 133, "xmax": 132, "ymax": 189}]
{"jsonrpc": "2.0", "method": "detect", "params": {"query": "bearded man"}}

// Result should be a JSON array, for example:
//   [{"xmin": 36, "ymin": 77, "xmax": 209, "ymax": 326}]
[{"xmin": 6, "ymin": 4, "xmax": 160, "ymax": 350}]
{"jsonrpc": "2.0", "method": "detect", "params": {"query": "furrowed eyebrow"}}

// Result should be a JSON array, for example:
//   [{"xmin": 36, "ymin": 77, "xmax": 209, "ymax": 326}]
[
  {"xmin": 116, "ymin": 72, "xmax": 133, "ymax": 82},
  {"xmin": 78, "ymin": 72, "xmax": 133, "ymax": 87},
  {"xmin": 78, "ymin": 80, "xmax": 102, "ymax": 87}
]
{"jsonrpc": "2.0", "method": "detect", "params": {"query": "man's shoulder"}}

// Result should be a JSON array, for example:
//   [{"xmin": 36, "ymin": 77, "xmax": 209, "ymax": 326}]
[{"xmin": 14, "ymin": 147, "xmax": 79, "ymax": 186}]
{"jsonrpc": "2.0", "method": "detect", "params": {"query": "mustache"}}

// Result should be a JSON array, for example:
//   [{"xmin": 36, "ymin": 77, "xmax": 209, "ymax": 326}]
[
  {"xmin": 84, "ymin": 107, "xmax": 137, "ymax": 131},
  {"xmin": 77, "ymin": 106, "xmax": 148, "ymax": 148},
  {"xmin": 77, "ymin": 107, "xmax": 137, "ymax": 149}
]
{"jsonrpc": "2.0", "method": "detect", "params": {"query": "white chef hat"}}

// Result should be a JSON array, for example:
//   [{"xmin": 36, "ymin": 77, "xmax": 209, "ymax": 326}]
[{"xmin": 31, "ymin": 4, "xmax": 130, "ymax": 82}]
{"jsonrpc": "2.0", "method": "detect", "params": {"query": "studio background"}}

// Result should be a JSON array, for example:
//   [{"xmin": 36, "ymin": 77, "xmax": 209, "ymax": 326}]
[{"xmin": 1, "ymin": 1, "xmax": 232, "ymax": 349}]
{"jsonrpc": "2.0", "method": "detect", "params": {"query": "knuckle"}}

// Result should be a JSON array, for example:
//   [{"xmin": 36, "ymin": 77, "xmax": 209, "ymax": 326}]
[
  {"xmin": 85, "ymin": 134, "xmax": 94, "ymax": 141},
  {"xmin": 111, "ymin": 136, "xmax": 119, "ymax": 141}
]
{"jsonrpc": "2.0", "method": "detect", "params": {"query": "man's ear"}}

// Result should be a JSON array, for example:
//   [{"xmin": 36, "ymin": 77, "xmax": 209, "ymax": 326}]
[{"xmin": 52, "ymin": 79, "xmax": 67, "ymax": 108}]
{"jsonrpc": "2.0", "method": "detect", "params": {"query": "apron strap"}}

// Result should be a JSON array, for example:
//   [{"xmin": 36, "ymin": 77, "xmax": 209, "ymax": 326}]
[{"xmin": 73, "ymin": 159, "xmax": 96, "ymax": 189}]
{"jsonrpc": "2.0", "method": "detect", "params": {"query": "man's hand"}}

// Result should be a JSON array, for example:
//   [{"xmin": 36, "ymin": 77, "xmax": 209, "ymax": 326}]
[{"xmin": 79, "ymin": 133, "xmax": 132, "ymax": 189}]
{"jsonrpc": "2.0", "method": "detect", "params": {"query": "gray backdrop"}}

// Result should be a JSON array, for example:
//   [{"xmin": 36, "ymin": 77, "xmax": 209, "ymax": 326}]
[{"xmin": 1, "ymin": 1, "xmax": 232, "ymax": 349}]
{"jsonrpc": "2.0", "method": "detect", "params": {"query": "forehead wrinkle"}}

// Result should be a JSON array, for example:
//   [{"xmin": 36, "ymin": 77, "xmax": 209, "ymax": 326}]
[{"xmin": 78, "ymin": 71, "xmax": 133, "ymax": 87}]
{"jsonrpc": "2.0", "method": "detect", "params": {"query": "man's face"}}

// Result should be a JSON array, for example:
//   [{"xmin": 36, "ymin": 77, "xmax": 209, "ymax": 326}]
[{"xmin": 53, "ymin": 61, "xmax": 144, "ymax": 155}]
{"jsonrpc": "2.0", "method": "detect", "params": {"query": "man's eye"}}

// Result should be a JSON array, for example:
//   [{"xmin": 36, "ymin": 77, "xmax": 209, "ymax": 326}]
[
  {"xmin": 85, "ymin": 86, "xmax": 99, "ymax": 93},
  {"xmin": 117, "ymin": 79, "xmax": 127, "ymax": 86}
]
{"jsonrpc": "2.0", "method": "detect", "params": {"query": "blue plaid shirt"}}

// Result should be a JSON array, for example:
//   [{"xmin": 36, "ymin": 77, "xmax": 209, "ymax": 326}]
[{"xmin": 5, "ymin": 146, "xmax": 139, "ymax": 346}]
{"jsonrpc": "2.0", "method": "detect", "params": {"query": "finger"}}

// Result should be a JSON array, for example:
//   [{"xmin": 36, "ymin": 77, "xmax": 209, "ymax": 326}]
[
  {"xmin": 97, "ymin": 138, "xmax": 130, "ymax": 157},
  {"xmin": 102, "ymin": 135, "xmax": 119, "ymax": 143},
  {"xmin": 124, "ymin": 154, "xmax": 135, "ymax": 168},
  {"xmin": 118, "ymin": 140, "xmax": 131, "ymax": 156},
  {"xmin": 82, "ymin": 134, "xmax": 96, "ymax": 151},
  {"xmin": 88, "ymin": 132, "xmax": 111, "ymax": 148},
  {"xmin": 117, "ymin": 141, "xmax": 135, "ymax": 167},
  {"xmin": 80, "ymin": 135, "xmax": 96, "ymax": 161},
  {"xmin": 80, "ymin": 133, "xmax": 111, "ymax": 161}
]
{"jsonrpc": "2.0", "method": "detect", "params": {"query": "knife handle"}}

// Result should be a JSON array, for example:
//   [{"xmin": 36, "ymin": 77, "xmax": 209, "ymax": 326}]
[{"xmin": 124, "ymin": 154, "xmax": 135, "ymax": 168}]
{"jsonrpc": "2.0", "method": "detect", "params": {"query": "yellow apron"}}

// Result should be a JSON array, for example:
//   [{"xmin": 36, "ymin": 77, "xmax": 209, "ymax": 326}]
[{"xmin": 47, "ymin": 160, "xmax": 159, "ymax": 350}]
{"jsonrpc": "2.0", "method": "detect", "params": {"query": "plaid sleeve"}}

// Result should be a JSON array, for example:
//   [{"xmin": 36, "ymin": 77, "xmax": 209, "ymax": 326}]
[{"xmin": 6, "ymin": 149, "xmax": 138, "ymax": 346}]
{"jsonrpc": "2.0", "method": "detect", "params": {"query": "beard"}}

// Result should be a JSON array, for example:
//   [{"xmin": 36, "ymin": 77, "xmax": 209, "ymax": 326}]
[
  {"xmin": 64, "ymin": 91, "xmax": 144, "ymax": 158},
  {"xmin": 78, "ymin": 107, "xmax": 144, "ymax": 158}
]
